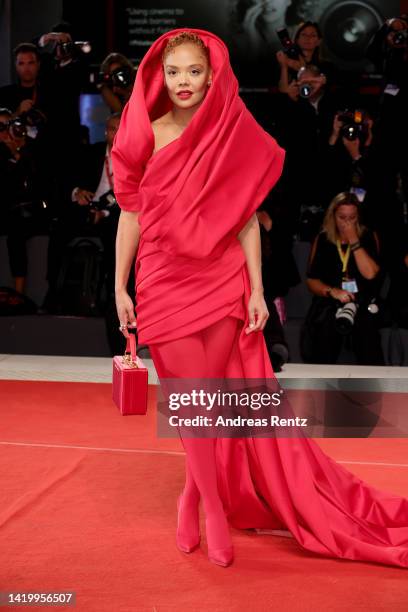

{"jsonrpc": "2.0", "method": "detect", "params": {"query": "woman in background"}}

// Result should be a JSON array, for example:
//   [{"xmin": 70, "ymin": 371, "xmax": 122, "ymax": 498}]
[
  {"xmin": 302, "ymin": 192, "xmax": 384, "ymax": 365},
  {"xmin": 276, "ymin": 21, "xmax": 336, "ymax": 93}
]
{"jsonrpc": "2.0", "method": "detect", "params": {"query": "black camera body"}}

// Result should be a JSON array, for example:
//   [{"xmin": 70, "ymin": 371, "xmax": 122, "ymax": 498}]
[
  {"xmin": 97, "ymin": 66, "xmax": 134, "ymax": 90},
  {"xmin": 56, "ymin": 40, "xmax": 91, "ymax": 60},
  {"xmin": 0, "ymin": 116, "xmax": 26, "ymax": 138},
  {"xmin": 338, "ymin": 109, "xmax": 368, "ymax": 141},
  {"xmin": 385, "ymin": 18, "xmax": 408, "ymax": 48},
  {"xmin": 90, "ymin": 190, "xmax": 118, "ymax": 214},
  {"xmin": 390, "ymin": 29, "xmax": 408, "ymax": 47},
  {"xmin": 277, "ymin": 28, "xmax": 302, "ymax": 60},
  {"xmin": 0, "ymin": 108, "xmax": 45, "ymax": 139}
]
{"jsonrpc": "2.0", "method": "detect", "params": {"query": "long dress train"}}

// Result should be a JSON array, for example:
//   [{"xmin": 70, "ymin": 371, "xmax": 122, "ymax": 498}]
[{"xmin": 151, "ymin": 266, "xmax": 408, "ymax": 569}]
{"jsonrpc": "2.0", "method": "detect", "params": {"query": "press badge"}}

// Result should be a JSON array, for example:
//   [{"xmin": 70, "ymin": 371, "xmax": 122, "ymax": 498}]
[
  {"xmin": 384, "ymin": 83, "xmax": 400, "ymax": 97},
  {"xmin": 342, "ymin": 278, "xmax": 358, "ymax": 293}
]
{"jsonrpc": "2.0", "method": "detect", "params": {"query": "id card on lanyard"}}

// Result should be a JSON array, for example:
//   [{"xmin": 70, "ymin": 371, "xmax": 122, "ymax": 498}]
[{"xmin": 336, "ymin": 240, "xmax": 358, "ymax": 293}]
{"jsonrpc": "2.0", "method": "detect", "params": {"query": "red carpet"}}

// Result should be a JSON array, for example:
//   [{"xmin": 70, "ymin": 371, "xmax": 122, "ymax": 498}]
[{"xmin": 1, "ymin": 380, "xmax": 408, "ymax": 611}]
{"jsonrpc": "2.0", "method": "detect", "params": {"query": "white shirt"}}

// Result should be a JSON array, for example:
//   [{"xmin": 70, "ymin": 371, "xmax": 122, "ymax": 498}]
[
  {"xmin": 309, "ymin": 93, "xmax": 323, "ymax": 113},
  {"xmin": 72, "ymin": 146, "xmax": 113, "ymax": 211},
  {"xmin": 93, "ymin": 145, "xmax": 113, "ymax": 202}
]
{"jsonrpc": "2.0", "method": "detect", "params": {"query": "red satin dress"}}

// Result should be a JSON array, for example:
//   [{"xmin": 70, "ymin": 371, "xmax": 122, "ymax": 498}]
[{"xmin": 112, "ymin": 27, "xmax": 408, "ymax": 569}]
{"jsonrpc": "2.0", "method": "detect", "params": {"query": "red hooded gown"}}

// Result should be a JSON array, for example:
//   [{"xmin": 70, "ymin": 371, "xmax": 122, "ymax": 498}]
[{"xmin": 112, "ymin": 28, "xmax": 408, "ymax": 569}]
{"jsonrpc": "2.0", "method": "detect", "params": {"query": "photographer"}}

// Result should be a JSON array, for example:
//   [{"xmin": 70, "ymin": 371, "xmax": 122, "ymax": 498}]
[
  {"xmin": 0, "ymin": 43, "xmax": 48, "ymax": 142},
  {"xmin": 301, "ymin": 192, "xmax": 384, "ymax": 365},
  {"xmin": 366, "ymin": 15, "xmax": 408, "ymax": 242},
  {"xmin": 276, "ymin": 21, "xmax": 336, "ymax": 93},
  {"xmin": 274, "ymin": 65, "xmax": 339, "ymax": 227},
  {"xmin": 326, "ymin": 110, "xmax": 374, "ymax": 201},
  {"xmin": 35, "ymin": 23, "xmax": 90, "ymax": 162},
  {"xmin": 0, "ymin": 108, "xmax": 52, "ymax": 296},
  {"xmin": 98, "ymin": 53, "xmax": 135, "ymax": 113},
  {"xmin": 366, "ymin": 15, "xmax": 408, "ymax": 89},
  {"xmin": 74, "ymin": 112, "xmax": 121, "ymax": 291},
  {"xmin": 366, "ymin": 15, "xmax": 408, "ymax": 145},
  {"xmin": 43, "ymin": 113, "xmax": 121, "ymax": 312}
]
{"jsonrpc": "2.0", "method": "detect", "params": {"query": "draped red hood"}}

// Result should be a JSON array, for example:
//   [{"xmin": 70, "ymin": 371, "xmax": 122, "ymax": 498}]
[{"xmin": 111, "ymin": 27, "xmax": 285, "ymax": 260}]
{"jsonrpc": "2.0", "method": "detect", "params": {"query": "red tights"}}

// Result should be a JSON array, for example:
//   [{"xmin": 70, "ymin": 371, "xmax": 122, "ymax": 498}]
[{"xmin": 149, "ymin": 316, "xmax": 242, "ymax": 551}]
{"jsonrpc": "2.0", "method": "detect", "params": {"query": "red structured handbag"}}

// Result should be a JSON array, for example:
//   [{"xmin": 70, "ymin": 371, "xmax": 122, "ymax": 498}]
[{"xmin": 112, "ymin": 330, "xmax": 148, "ymax": 415}]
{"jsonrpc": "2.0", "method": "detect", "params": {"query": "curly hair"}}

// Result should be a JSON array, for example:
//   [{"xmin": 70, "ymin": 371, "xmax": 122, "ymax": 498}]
[{"xmin": 162, "ymin": 32, "xmax": 210, "ymax": 63}]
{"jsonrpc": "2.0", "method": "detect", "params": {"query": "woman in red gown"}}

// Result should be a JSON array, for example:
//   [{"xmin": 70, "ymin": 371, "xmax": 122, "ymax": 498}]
[{"xmin": 112, "ymin": 28, "xmax": 408, "ymax": 569}]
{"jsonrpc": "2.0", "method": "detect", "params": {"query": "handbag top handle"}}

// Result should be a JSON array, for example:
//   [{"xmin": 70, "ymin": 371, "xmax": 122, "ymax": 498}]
[{"xmin": 124, "ymin": 329, "xmax": 138, "ymax": 366}]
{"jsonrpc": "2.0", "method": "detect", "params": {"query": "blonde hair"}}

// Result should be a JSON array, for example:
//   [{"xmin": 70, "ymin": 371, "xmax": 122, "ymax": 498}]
[
  {"xmin": 162, "ymin": 32, "xmax": 210, "ymax": 63},
  {"xmin": 322, "ymin": 192, "xmax": 365, "ymax": 244}
]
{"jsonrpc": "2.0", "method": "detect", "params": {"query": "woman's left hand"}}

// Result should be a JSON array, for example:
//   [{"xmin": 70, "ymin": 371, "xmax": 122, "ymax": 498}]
[{"xmin": 245, "ymin": 289, "xmax": 269, "ymax": 334}]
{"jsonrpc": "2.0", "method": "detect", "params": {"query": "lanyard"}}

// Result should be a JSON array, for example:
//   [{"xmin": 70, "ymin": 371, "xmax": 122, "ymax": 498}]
[
  {"xmin": 105, "ymin": 153, "xmax": 114, "ymax": 190},
  {"xmin": 336, "ymin": 240, "xmax": 351, "ymax": 276}
]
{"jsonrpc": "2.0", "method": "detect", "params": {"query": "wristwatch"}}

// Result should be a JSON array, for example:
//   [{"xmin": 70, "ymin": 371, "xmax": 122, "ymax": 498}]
[{"xmin": 350, "ymin": 240, "xmax": 361, "ymax": 252}]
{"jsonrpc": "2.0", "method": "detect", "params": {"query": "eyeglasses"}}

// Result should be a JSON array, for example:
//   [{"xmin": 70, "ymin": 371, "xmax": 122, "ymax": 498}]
[{"xmin": 298, "ymin": 32, "xmax": 319, "ymax": 39}]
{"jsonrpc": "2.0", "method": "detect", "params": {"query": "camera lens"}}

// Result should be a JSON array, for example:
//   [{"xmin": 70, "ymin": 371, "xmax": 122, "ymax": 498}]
[
  {"xmin": 299, "ymin": 84, "xmax": 312, "ymax": 98},
  {"xmin": 320, "ymin": 1, "xmax": 382, "ymax": 65}
]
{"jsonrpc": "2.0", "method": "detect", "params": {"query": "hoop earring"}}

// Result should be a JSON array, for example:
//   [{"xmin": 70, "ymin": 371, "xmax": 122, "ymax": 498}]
[{"xmin": 207, "ymin": 81, "xmax": 212, "ymax": 86}]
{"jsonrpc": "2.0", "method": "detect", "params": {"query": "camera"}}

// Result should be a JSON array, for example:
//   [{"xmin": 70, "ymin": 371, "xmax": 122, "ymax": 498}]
[
  {"xmin": 56, "ymin": 40, "xmax": 91, "ymax": 60},
  {"xmin": 97, "ymin": 66, "xmax": 134, "ymax": 90},
  {"xmin": 386, "ymin": 18, "xmax": 408, "ymax": 48},
  {"xmin": 389, "ymin": 29, "xmax": 408, "ymax": 47},
  {"xmin": 89, "ymin": 190, "xmax": 118, "ymax": 215},
  {"xmin": 2, "ymin": 108, "xmax": 47, "ymax": 139},
  {"xmin": 10, "ymin": 199, "xmax": 48, "ymax": 221},
  {"xmin": 335, "ymin": 296, "xmax": 379, "ymax": 334},
  {"xmin": 335, "ymin": 301, "xmax": 358, "ymax": 334},
  {"xmin": 337, "ymin": 109, "xmax": 368, "ymax": 141},
  {"xmin": 297, "ymin": 67, "xmax": 313, "ymax": 98},
  {"xmin": 1, "ymin": 118, "xmax": 23, "ymax": 138},
  {"xmin": 0, "ymin": 116, "xmax": 26, "ymax": 138},
  {"xmin": 277, "ymin": 28, "xmax": 301, "ymax": 60},
  {"xmin": 299, "ymin": 82, "xmax": 313, "ymax": 98}
]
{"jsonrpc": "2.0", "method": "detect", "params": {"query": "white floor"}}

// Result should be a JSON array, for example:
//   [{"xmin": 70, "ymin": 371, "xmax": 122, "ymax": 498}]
[{"xmin": 0, "ymin": 354, "xmax": 407, "ymax": 384}]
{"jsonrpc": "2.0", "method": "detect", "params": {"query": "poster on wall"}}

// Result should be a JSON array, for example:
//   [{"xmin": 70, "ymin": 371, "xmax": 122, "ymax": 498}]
[
  {"xmin": 115, "ymin": 0, "xmax": 402, "ymax": 86},
  {"xmin": 118, "ymin": 0, "xmax": 229, "ymax": 56}
]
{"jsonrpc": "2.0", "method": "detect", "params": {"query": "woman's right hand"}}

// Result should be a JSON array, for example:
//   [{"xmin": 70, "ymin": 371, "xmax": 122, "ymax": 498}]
[
  {"xmin": 329, "ymin": 288, "xmax": 355, "ymax": 303},
  {"xmin": 115, "ymin": 288, "xmax": 137, "ymax": 338}
]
